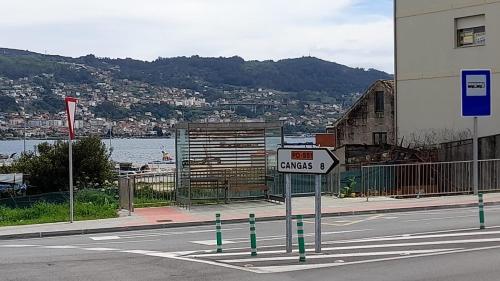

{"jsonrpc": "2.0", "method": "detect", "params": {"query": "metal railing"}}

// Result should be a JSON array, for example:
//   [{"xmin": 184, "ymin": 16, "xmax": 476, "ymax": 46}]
[
  {"xmin": 267, "ymin": 166, "xmax": 342, "ymax": 199},
  {"xmin": 119, "ymin": 172, "xmax": 176, "ymax": 208},
  {"xmin": 361, "ymin": 159, "xmax": 500, "ymax": 198}
]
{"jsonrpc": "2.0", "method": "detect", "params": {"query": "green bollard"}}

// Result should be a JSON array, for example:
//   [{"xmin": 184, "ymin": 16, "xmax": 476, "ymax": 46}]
[
  {"xmin": 249, "ymin": 214, "xmax": 257, "ymax": 256},
  {"xmin": 297, "ymin": 215, "xmax": 306, "ymax": 262},
  {"xmin": 216, "ymin": 213, "xmax": 223, "ymax": 252},
  {"xmin": 479, "ymin": 193, "xmax": 485, "ymax": 230}
]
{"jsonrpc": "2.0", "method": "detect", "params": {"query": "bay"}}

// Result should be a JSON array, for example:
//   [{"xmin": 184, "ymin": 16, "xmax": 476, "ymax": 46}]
[{"xmin": 0, "ymin": 137, "xmax": 313, "ymax": 165}]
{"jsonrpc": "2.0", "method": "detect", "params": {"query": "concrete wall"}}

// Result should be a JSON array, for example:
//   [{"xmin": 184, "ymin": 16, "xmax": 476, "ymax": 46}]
[
  {"xmin": 440, "ymin": 134, "xmax": 500, "ymax": 161},
  {"xmin": 396, "ymin": 0, "xmax": 500, "ymax": 144}
]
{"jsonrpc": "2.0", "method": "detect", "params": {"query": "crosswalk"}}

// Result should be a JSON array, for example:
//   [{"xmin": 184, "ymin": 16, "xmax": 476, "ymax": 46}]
[
  {"xmin": 3, "ymin": 227, "xmax": 500, "ymax": 274},
  {"xmin": 165, "ymin": 227, "xmax": 500, "ymax": 273}
]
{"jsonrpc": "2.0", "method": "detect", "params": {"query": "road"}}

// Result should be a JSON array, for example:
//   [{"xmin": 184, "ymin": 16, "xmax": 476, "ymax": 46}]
[{"xmin": 2, "ymin": 206, "xmax": 500, "ymax": 280}]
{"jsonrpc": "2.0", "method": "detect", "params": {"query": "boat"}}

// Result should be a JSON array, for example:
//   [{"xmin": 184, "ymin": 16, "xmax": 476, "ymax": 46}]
[{"xmin": 147, "ymin": 151, "xmax": 175, "ymax": 165}]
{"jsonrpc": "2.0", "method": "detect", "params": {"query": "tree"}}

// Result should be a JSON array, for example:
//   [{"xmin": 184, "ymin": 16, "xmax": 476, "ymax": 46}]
[
  {"xmin": 0, "ymin": 96, "xmax": 18, "ymax": 112},
  {"xmin": 12, "ymin": 136, "xmax": 114, "ymax": 194}
]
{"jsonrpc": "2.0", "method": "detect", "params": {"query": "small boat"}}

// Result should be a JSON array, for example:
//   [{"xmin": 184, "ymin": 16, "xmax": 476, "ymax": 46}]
[
  {"xmin": 148, "ymin": 160, "xmax": 175, "ymax": 165},
  {"xmin": 147, "ymin": 150, "xmax": 175, "ymax": 165}
]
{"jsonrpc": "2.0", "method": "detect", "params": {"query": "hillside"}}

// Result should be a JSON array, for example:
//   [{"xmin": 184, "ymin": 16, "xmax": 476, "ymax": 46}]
[{"xmin": 0, "ymin": 48, "xmax": 391, "ymax": 97}]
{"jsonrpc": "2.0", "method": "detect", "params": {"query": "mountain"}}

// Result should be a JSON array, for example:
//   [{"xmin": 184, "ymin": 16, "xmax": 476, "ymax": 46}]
[{"xmin": 0, "ymin": 48, "xmax": 392, "ymax": 97}]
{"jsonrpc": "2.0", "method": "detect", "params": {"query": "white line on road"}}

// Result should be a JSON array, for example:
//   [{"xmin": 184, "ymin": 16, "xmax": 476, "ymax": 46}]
[
  {"xmin": 90, "ymin": 227, "xmax": 246, "ymax": 241},
  {"xmin": 249, "ymin": 244, "xmax": 500, "ymax": 273},
  {"xmin": 329, "ymin": 230, "xmax": 500, "ymax": 244},
  {"xmin": 121, "ymin": 250, "xmax": 162, "ymax": 255},
  {"xmin": 190, "ymin": 229, "xmax": 372, "ymax": 246},
  {"xmin": 219, "ymin": 249, "xmax": 460, "ymax": 263},
  {"xmin": 190, "ymin": 237, "xmax": 500, "ymax": 258},
  {"xmin": 81, "ymin": 247, "xmax": 118, "ymax": 251},
  {"xmin": 405, "ymin": 215, "xmax": 476, "ymax": 222},
  {"xmin": 90, "ymin": 236, "xmax": 121, "ymax": 241},
  {"xmin": 192, "ymin": 240, "xmax": 238, "ymax": 246},
  {"xmin": 42, "ymin": 245, "xmax": 79, "ymax": 249},
  {"xmin": 0, "ymin": 244, "xmax": 36, "ymax": 248}
]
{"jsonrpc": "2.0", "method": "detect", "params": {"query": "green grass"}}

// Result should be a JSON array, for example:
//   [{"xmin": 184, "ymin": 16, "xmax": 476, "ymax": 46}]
[
  {"xmin": 0, "ymin": 189, "xmax": 119, "ymax": 227},
  {"xmin": 134, "ymin": 185, "xmax": 174, "ymax": 208}
]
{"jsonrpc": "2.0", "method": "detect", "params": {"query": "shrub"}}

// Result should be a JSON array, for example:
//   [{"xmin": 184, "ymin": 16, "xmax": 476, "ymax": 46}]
[{"xmin": 11, "ymin": 136, "xmax": 114, "ymax": 194}]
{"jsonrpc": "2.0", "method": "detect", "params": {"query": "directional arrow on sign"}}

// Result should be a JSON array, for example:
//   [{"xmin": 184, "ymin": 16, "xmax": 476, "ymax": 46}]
[{"xmin": 277, "ymin": 148, "xmax": 340, "ymax": 175}]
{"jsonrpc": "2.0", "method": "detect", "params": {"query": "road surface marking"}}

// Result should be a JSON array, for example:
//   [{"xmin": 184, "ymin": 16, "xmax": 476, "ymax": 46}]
[
  {"xmin": 92, "ymin": 227, "xmax": 246, "ymax": 241},
  {"xmin": 190, "ymin": 229, "xmax": 372, "ymax": 246},
  {"xmin": 218, "ymin": 249, "xmax": 460, "ymax": 263},
  {"xmin": 90, "ymin": 236, "xmax": 121, "ymax": 241},
  {"xmin": 192, "ymin": 240, "xmax": 238, "ymax": 246},
  {"xmin": 249, "ymin": 244, "xmax": 500, "ymax": 273},
  {"xmin": 304, "ymin": 221, "xmax": 342, "ymax": 226},
  {"xmin": 43, "ymin": 245, "xmax": 79, "ymax": 249},
  {"xmin": 82, "ymin": 247, "xmax": 118, "ymax": 251},
  {"xmin": 191, "ymin": 237, "xmax": 500, "ymax": 257},
  {"xmin": 121, "ymin": 250, "xmax": 163, "ymax": 255},
  {"xmin": 328, "ymin": 229, "xmax": 500, "ymax": 244},
  {"xmin": 0, "ymin": 244, "xmax": 36, "ymax": 247},
  {"xmin": 405, "ymin": 215, "xmax": 476, "ymax": 222},
  {"xmin": 71, "ymin": 238, "xmax": 163, "ymax": 247},
  {"xmin": 342, "ymin": 215, "xmax": 384, "ymax": 226}
]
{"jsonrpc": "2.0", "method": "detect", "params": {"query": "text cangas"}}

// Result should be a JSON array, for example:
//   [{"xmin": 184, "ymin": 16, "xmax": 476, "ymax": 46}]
[{"xmin": 280, "ymin": 162, "xmax": 313, "ymax": 170}]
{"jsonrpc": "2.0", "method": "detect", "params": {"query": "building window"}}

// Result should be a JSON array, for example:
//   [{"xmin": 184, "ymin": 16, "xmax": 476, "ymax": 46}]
[
  {"xmin": 456, "ymin": 15, "xmax": 485, "ymax": 48},
  {"xmin": 375, "ymin": 91, "xmax": 384, "ymax": 114},
  {"xmin": 373, "ymin": 132, "xmax": 387, "ymax": 145}
]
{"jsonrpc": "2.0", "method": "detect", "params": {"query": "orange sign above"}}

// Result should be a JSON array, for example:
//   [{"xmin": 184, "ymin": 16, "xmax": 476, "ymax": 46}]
[{"xmin": 291, "ymin": 151, "xmax": 314, "ymax": 160}]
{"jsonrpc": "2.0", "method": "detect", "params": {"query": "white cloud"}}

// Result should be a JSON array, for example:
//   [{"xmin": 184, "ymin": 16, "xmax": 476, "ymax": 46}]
[{"xmin": 0, "ymin": 0, "xmax": 394, "ymax": 72}]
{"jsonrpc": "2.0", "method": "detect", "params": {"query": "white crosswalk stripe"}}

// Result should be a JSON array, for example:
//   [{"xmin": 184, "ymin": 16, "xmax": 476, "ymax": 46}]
[{"xmin": 3, "ymin": 227, "xmax": 500, "ymax": 274}]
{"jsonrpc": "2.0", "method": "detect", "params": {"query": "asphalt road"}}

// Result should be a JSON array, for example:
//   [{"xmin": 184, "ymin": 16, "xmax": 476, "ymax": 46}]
[{"xmin": 2, "ymin": 205, "xmax": 500, "ymax": 281}]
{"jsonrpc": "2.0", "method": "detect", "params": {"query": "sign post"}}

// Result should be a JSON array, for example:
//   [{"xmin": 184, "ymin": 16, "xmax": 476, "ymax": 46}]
[
  {"xmin": 285, "ymin": 173, "xmax": 292, "ymax": 253},
  {"xmin": 461, "ymin": 70, "xmax": 491, "ymax": 195},
  {"xmin": 278, "ymin": 148, "xmax": 339, "ymax": 254},
  {"xmin": 65, "ymin": 97, "xmax": 78, "ymax": 223},
  {"xmin": 314, "ymin": 174, "xmax": 321, "ymax": 253}
]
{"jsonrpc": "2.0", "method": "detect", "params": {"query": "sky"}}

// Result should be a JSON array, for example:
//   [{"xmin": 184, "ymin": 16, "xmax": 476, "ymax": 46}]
[{"xmin": 0, "ymin": 0, "xmax": 394, "ymax": 72}]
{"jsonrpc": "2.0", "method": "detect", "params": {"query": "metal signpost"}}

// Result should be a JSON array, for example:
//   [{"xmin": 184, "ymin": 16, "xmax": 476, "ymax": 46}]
[
  {"xmin": 461, "ymin": 70, "xmax": 491, "ymax": 195},
  {"xmin": 277, "ymin": 148, "xmax": 339, "ymax": 253},
  {"xmin": 65, "ymin": 97, "xmax": 78, "ymax": 223}
]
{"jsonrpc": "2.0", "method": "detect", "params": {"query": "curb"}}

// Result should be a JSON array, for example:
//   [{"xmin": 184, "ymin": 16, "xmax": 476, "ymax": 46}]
[{"xmin": 1, "ymin": 201, "xmax": 499, "ymax": 240}]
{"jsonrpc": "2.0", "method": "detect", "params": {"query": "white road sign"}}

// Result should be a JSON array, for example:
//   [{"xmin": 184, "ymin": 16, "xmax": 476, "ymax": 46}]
[{"xmin": 277, "ymin": 148, "xmax": 339, "ymax": 174}]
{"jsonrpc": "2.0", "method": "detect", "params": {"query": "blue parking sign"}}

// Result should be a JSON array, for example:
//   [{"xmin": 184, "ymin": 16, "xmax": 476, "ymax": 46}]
[{"xmin": 462, "ymin": 70, "xmax": 491, "ymax": 117}]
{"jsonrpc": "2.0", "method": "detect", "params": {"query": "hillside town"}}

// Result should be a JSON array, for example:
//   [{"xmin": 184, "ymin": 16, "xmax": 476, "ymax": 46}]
[{"xmin": 0, "ymin": 67, "xmax": 347, "ymax": 139}]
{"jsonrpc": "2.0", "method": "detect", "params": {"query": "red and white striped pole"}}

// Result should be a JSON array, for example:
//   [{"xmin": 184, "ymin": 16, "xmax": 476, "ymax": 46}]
[{"xmin": 65, "ymin": 97, "xmax": 78, "ymax": 223}]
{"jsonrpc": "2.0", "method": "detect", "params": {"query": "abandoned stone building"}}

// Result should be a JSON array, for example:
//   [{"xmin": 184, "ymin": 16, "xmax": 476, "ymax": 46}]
[{"xmin": 327, "ymin": 80, "xmax": 395, "ymax": 147}]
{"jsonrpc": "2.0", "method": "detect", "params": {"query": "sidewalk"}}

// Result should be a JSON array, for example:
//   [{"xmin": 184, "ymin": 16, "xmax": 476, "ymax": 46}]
[{"xmin": 1, "ymin": 193, "xmax": 500, "ymax": 240}]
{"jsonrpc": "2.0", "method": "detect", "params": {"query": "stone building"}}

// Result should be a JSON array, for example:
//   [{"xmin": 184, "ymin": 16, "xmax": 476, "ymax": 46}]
[{"xmin": 327, "ymin": 80, "xmax": 395, "ymax": 147}]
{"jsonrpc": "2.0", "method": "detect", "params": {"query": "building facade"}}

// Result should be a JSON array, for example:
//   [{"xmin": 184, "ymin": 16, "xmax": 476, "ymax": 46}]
[
  {"xmin": 327, "ymin": 80, "xmax": 395, "ymax": 147},
  {"xmin": 396, "ymin": 0, "xmax": 500, "ymax": 145}
]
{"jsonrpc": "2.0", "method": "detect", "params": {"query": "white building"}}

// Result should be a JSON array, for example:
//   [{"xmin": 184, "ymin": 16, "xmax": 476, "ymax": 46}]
[{"xmin": 395, "ymin": 0, "xmax": 500, "ymax": 144}]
